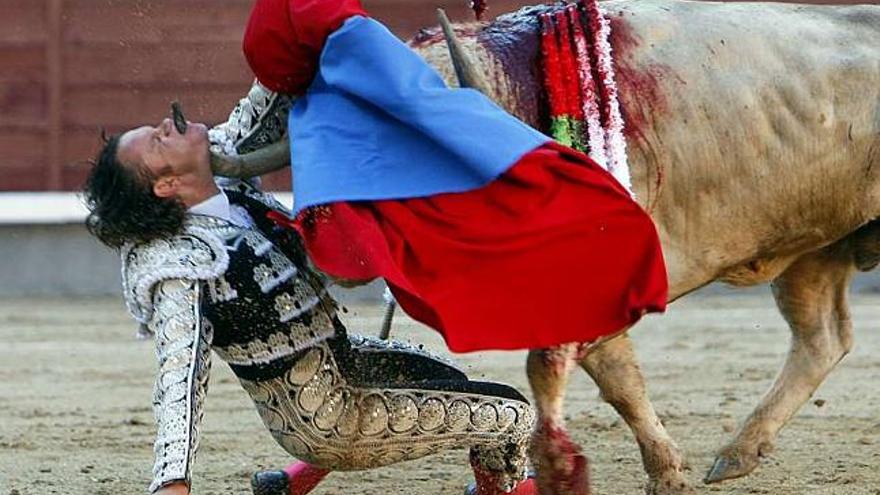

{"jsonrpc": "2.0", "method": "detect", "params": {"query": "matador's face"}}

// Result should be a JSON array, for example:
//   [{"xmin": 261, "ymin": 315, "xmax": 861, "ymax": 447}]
[{"xmin": 117, "ymin": 118, "xmax": 211, "ymax": 183}]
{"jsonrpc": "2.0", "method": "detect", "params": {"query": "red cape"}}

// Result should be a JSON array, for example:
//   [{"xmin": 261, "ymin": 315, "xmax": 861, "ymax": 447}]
[
  {"xmin": 293, "ymin": 142, "xmax": 668, "ymax": 352},
  {"xmin": 243, "ymin": 0, "xmax": 367, "ymax": 95}
]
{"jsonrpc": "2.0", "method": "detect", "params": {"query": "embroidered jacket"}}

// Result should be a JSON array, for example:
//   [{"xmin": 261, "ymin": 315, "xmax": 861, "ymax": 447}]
[{"xmin": 120, "ymin": 182, "xmax": 338, "ymax": 492}]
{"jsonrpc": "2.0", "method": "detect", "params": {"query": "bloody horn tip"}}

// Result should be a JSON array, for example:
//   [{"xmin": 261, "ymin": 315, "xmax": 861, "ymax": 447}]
[{"xmin": 170, "ymin": 101, "xmax": 188, "ymax": 134}]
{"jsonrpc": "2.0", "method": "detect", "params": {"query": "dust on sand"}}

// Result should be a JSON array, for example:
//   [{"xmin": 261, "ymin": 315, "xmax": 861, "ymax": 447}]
[{"xmin": 1, "ymin": 294, "xmax": 878, "ymax": 494}]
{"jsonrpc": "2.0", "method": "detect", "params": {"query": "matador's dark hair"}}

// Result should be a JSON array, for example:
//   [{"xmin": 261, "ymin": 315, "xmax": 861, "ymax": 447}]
[{"xmin": 83, "ymin": 132, "xmax": 186, "ymax": 249}]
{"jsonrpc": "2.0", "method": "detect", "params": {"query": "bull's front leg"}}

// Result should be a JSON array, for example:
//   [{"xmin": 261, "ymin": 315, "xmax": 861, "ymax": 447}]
[
  {"xmin": 705, "ymin": 244, "xmax": 856, "ymax": 483},
  {"xmin": 579, "ymin": 334, "xmax": 695, "ymax": 495},
  {"xmin": 527, "ymin": 345, "xmax": 591, "ymax": 495}
]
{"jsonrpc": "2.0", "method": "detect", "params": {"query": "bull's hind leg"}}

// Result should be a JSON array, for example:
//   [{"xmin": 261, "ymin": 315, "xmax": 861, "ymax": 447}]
[
  {"xmin": 705, "ymin": 242, "xmax": 857, "ymax": 483},
  {"xmin": 528, "ymin": 345, "xmax": 591, "ymax": 495},
  {"xmin": 579, "ymin": 334, "xmax": 695, "ymax": 495}
]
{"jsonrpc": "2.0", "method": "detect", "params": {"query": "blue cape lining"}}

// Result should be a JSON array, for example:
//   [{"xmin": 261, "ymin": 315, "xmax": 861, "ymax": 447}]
[{"xmin": 289, "ymin": 16, "xmax": 550, "ymax": 215}]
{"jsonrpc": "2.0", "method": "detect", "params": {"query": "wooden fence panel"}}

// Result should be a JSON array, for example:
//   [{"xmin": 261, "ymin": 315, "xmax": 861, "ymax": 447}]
[
  {"xmin": 0, "ymin": 132, "xmax": 50, "ymax": 190},
  {"xmin": 0, "ymin": 1, "xmax": 49, "ymax": 190},
  {"xmin": 0, "ymin": 2, "xmax": 46, "ymax": 43}
]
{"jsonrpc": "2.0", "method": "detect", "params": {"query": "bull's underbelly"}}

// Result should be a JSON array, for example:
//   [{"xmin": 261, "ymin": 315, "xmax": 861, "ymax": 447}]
[{"xmin": 718, "ymin": 255, "xmax": 801, "ymax": 287}]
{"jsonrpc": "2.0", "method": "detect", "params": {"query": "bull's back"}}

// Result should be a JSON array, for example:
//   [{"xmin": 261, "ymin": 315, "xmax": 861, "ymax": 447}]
[
  {"xmin": 413, "ymin": 1, "xmax": 880, "ymax": 295},
  {"xmin": 610, "ymin": 1, "xmax": 880, "ymax": 291}
]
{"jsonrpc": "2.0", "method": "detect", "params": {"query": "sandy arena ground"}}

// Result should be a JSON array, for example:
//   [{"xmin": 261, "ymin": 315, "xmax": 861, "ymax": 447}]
[{"xmin": 1, "ymin": 293, "xmax": 878, "ymax": 494}]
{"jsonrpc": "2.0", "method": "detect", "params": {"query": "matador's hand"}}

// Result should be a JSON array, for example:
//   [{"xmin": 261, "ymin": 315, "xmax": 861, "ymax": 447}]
[{"xmin": 208, "ymin": 79, "xmax": 292, "ymax": 157}]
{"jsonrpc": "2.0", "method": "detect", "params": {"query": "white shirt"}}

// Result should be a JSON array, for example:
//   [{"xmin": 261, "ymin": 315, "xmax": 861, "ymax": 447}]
[{"xmin": 188, "ymin": 191, "xmax": 254, "ymax": 228}]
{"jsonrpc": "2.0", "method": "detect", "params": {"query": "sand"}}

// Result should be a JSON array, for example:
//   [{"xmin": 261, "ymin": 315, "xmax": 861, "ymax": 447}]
[{"xmin": 1, "ymin": 294, "xmax": 878, "ymax": 494}]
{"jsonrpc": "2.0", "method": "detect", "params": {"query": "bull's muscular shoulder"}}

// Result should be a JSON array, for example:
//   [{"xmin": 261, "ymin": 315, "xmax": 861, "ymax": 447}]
[{"xmin": 120, "ymin": 226, "xmax": 229, "ymax": 324}]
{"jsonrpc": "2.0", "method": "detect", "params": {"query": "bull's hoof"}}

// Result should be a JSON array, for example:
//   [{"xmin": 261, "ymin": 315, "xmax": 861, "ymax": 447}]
[
  {"xmin": 531, "ymin": 425, "xmax": 591, "ymax": 495},
  {"xmin": 703, "ymin": 450, "xmax": 760, "ymax": 484},
  {"xmin": 534, "ymin": 451, "xmax": 590, "ymax": 495},
  {"xmin": 251, "ymin": 470, "xmax": 289, "ymax": 495},
  {"xmin": 646, "ymin": 470, "xmax": 695, "ymax": 495}
]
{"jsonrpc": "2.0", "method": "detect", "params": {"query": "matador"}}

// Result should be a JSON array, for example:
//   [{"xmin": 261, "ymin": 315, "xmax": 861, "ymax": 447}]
[{"xmin": 82, "ymin": 94, "xmax": 538, "ymax": 494}]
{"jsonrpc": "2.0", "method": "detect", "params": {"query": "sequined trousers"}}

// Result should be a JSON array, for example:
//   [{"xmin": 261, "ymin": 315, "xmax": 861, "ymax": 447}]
[{"xmin": 240, "ymin": 334, "xmax": 536, "ymax": 491}]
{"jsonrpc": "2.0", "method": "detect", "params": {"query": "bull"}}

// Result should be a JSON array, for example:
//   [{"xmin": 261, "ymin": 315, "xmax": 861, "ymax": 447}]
[{"xmin": 211, "ymin": 1, "xmax": 880, "ymax": 493}]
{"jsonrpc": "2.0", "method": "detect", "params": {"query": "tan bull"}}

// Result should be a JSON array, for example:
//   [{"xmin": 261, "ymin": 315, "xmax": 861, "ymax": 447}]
[{"xmin": 212, "ymin": 1, "xmax": 880, "ymax": 493}]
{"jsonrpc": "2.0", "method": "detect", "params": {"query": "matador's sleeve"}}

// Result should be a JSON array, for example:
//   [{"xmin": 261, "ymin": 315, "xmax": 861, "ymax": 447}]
[
  {"xmin": 147, "ymin": 279, "xmax": 212, "ymax": 493},
  {"xmin": 242, "ymin": 0, "xmax": 368, "ymax": 95}
]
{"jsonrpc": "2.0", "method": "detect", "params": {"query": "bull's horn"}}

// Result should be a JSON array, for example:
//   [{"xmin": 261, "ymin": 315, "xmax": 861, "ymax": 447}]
[
  {"xmin": 436, "ymin": 8, "xmax": 491, "ymax": 95},
  {"xmin": 210, "ymin": 136, "xmax": 290, "ymax": 178}
]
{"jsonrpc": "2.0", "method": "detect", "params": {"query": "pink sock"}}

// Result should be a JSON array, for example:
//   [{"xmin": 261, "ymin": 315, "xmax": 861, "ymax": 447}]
[{"xmin": 282, "ymin": 461, "xmax": 331, "ymax": 495}]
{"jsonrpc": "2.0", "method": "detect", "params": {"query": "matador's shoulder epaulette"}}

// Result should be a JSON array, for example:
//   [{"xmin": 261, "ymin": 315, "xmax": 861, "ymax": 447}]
[{"xmin": 120, "ymin": 223, "xmax": 230, "ymax": 324}]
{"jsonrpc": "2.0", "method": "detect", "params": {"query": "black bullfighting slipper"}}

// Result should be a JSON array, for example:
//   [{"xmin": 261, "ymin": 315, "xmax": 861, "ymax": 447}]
[{"xmin": 251, "ymin": 470, "xmax": 289, "ymax": 495}]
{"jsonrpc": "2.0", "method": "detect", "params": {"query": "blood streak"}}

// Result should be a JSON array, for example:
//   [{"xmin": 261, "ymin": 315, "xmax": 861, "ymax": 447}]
[
  {"xmin": 471, "ymin": 0, "xmax": 488, "ymax": 20},
  {"xmin": 479, "ymin": 6, "xmax": 552, "ymax": 127},
  {"xmin": 605, "ymin": 14, "xmax": 670, "ymax": 143},
  {"xmin": 605, "ymin": 13, "xmax": 674, "ymax": 204}
]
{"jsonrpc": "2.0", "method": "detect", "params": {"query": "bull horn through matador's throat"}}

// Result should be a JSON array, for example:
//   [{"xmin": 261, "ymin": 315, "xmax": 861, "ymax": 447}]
[
  {"xmin": 165, "ymin": 101, "xmax": 291, "ymax": 178},
  {"xmin": 209, "ymin": 137, "xmax": 290, "ymax": 178},
  {"xmin": 436, "ymin": 8, "xmax": 492, "ymax": 95}
]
